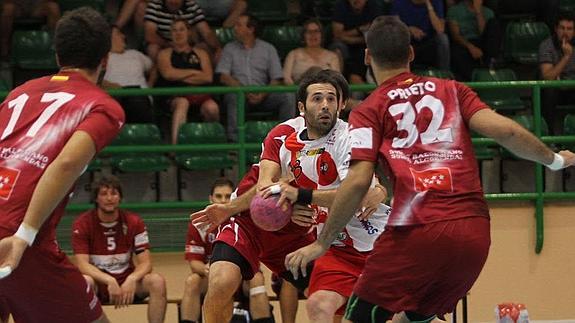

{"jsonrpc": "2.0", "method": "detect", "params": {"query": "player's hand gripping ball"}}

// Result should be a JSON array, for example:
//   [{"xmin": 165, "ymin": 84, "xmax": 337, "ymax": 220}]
[{"xmin": 250, "ymin": 194, "xmax": 292, "ymax": 231}]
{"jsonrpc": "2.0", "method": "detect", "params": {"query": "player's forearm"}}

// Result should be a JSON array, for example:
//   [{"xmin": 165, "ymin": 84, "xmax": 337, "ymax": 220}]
[
  {"xmin": 229, "ymin": 186, "xmax": 257, "ymax": 214},
  {"xmin": 317, "ymin": 161, "xmax": 374, "ymax": 248},
  {"xmin": 189, "ymin": 260, "xmax": 208, "ymax": 277},
  {"xmin": 310, "ymin": 189, "xmax": 337, "ymax": 207},
  {"xmin": 78, "ymin": 261, "xmax": 117, "ymax": 286},
  {"xmin": 22, "ymin": 152, "xmax": 93, "ymax": 231},
  {"xmin": 494, "ymin": 122, "xmax": 555, "ymax": 165},
  {"xmin": 129, "ymin": 261, "xmax": 152, "ymax": 281}
]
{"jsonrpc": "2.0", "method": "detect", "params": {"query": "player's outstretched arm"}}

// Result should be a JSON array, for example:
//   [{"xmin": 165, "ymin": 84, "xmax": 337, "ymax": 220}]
[
  {"xmin": 0, "ymin": 131, "xmax": 96, "ymax": 278},
  {"xmin": 470, "ymin": 109, "xmax": 575, "ymax": 169},
  {"xmin": 285, "ymin": 160, "xmax": 375, "ymax": 279},
  {"xmin": 191, "ymin": 186, "xmax": 257, "ymax": 231}
]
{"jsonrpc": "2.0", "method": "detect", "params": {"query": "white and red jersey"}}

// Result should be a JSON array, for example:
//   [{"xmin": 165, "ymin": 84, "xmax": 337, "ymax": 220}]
[
  {"xmin": 72, "ymin": 210, "xmax": 150, "ymax": 277},
  {"xmin": 349, "ymin": 72, "xmax": 490, "ymax": 226},
  {"xmin": 185, "ymin": 222, "xmax": 216, "ymax": 263},
  {"xmin": 0, "ymin": 71, "xmax": 125, "ymax": 248},
  {"xmin": 262, "ymin": 117, "xmax": 389, "ymax": 253}
]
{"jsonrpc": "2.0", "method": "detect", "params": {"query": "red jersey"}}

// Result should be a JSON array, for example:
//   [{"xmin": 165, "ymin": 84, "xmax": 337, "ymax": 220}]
[
  {"xmin": 71, "ymin": 210, "xmax": 150, "ymax": 277},
  {"xmin": 349, "ymin": 72, "xmax": 490, "ymax": 226},
  {"xmin": 185, "ymin": 222, "xmax": 216, "ymax": 263},
  {"xmin": 0, "ymin": 71, "xmax": 124, "ymax": 247}
]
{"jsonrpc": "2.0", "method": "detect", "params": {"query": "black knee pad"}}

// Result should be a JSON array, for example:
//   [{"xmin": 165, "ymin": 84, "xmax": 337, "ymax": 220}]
[
  {"xmin": 344, "ymin": 294, "xmax": 393, "ymax": 323},
  {"xmin": 278, "ymin": 261, "xmax": 314, "ymax": 294},
  {"xmin": 210, "ymin": 242, "xmax": 254, "ymax": 280}
]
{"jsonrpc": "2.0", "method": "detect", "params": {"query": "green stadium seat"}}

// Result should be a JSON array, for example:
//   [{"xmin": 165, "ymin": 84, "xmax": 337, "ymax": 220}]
[
  {"xmin": 471, "ymin": 68, "xmax": 525, "ymax": 113},
  {"xmin": 176, "ymin": 122, "xmax": 234, "ymax": 170},
  {"xmin": 413, "ymin": 68, "xmax": 455, "ymax": 79},
  {"xmin": 247, "ymin": 0, "xmax": 290, "ymax": 22},
  {"xmin": 110, "ymin": 124, "xmax": 170, "ymax": 173},
  {"xmin": 245, "ymin": 121, "xmax": 278, "ymax": 164},
  {"xmin": 560, "ymin": 0, "xmax": 575, "ymax": 12},
  {"xmin": 0, "ymin": 75, "xmax": 11, "ymax": 91},
  {"xmin": 58, "ymin": 0, "xmax": 105, "ymax": 13},
  {"xmin": 564, "ymin": 114, "xmax": 575, "ymax": 135},
  {"xmin": 214, "ymin": 27, "xmax": 236, "ymax": 46},
  {"xmin": 261, "ymin": 25, "xmax": 303, "ymax": 61},
  {"xmin": 504, "ymin": 21, "xmax": 550, "ymax": 65},
  {"xmin": 11, "ymin": 30, "xmax": 58, "ymax": 70}
]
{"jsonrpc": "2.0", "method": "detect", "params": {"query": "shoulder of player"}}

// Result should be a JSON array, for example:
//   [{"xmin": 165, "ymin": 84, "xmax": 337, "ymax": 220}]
[{"xmin": 268, "ymin": 117, "xmax": 303, "ymax": 138}]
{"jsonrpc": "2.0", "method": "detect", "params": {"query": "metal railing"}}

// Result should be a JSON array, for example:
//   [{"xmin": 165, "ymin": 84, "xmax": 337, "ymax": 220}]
[{"xmin": 2, "ymin": 80, "xmax": 575, "ymax": 253}]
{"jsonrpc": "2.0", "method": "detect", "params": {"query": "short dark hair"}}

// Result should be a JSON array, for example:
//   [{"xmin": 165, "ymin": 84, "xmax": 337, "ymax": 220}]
[
  {"xmin": 54, "ymin": 7, "xmax": 111, "ymax": 70},
  {"xmin": 210, "ymin": 178, "xmax": 235, "ymax": 195},
  {"xmin": 91, "ymin": 175, "xmax": 123, "ymax": 202},
  {"xmin": 556, "ymin": 10, "xmax": 575, "ymax": 27},
  {"xmin": 297, "ymin": 69, "xmax": 348, "ymax": 105},
  {"xmin": 242, "ymin": 13, "xmax": 260, "ymax": 36},
  {"xmin": 366, "ymin": 16, "xmax": 411, "ymax": 69}
]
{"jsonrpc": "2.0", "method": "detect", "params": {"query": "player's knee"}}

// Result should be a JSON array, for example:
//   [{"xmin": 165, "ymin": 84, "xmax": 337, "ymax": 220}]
[
  {"xmin": 185, "ymin": 273, "xmax": 204, "ymax": 295},
  {"xmin": 146, "ymin": 273, "xmax": 166, "ymax": 296},
  {"xmin": 249, "ymin": 272, "xmax": 265, "ymax": 288},
  {"xmin": 306, "ymin": 293, "xmax": 337, "ymax": 318}
]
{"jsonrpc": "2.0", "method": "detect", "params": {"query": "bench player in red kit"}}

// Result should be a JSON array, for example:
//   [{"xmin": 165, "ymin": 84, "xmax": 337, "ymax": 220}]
[
  {"xmin": 0, "ymin": 7, "xmax": 124, "ymax": 323},
  {"xmin": 72, "ymin": 176, "xmax": 167, "ymax": 323},
  {"xmin": 286, "ymin": 17, "xmax": 575, "ymax": 323}
]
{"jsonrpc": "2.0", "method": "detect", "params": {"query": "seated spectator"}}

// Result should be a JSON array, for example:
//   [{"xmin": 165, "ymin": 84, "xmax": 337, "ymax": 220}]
[
  {"xmin": 283, "ymin": 19, "xmax": 340, "ymax": 85},
  {"xmin": 447, "ymin": 0, "xmax": 502, "ymax": 81},
  {"xmin": 330, "ymin": 0, "xmax": 383, "ymax": 85},
  {"xmin": 196, "ymin": 0, "xmax": 247, "ymax": 27},
  {"xmin": 392, "ymin": 0, "xmax": 450, "ymax": 70},
  {"xmin": 72, "ymin": 176, "xmax": 167, "ymax": 323},
  {"xmin": 157, "ymin": 18, "xmax": 219, "ymax": 145},
  {"xmin": 216, "ymin": 13, "xmax": 295, "ymax": 141},
  {"xmin": 0, "ymin": 0, "xmax": 60, "ymax": 61},
  {"xmin": 181, "ymin": 178, "xmax": 274, "ymax": 323},
  {"xmin": 539, "ymin": 10, "xmax": 575, "ymax": 135},
  {"xmin": 104, "ymin": 26, "xmax": 156, "ymax": 124},
  {"xmin": 144, "ymin": 0, "xmax": 221, "ymax": 61}
]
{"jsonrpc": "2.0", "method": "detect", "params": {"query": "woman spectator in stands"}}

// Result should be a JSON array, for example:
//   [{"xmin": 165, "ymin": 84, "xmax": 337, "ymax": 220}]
[
  {"xmin": 283, "ymin": 19, "xmax": 340, "ymax": 85},
  {"xmin": 157, "ymin": 18, "xmax": 219, "ymax": 145}
]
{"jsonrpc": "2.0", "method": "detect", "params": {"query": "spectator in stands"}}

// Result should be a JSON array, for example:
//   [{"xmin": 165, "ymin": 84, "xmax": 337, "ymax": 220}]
[
  {"xmin": 447, "ymin": 0, "xmax": 502, "ymax": 81},
  {"xmin": 181, "ymin": 178, "xmax": 274, "ymax": 323},
  {"xmin": 72, "ymin": 176, "xmax": 167, "ymax": 323},
  {"xmin": 216, "ymin": 13, "xmax": 295, "ymax": 141},
  {"xmin": 539, "ymin": 10, "xmax": 575, "ymax": 135},
  {"xmin": 391, "ymin": 0, "xmax": 450, "ymax": 70},
  {"xmin": 157, "ymin": 18, "xmax": 219, "ymax": 145},
  {"xmin": 196, "ymin": 0, "xmax": 247, "ymax": 27},
  {"xmin": 0, "ymin": 0, "xmax": 60, "ymax": 62},
  {"xmin": 115, "ymin": 0, "xmax": 147, "ymax": 30},
  {"xmin": 144, "ymin": 0, "xmax": 221, "ymax": 61},
  {"xmin": 283, "ymin": 18, "xmax": 340, "ymax": 85},
  {"xmin": 104, "ymin": 26, "xmax": 156, "ymax": 124},
  {"xmin": 330, "ymin": 0, "xmax": 383, "ymax": 86}
]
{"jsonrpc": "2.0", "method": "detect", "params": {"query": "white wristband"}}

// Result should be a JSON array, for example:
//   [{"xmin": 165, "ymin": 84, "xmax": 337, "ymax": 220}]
[
  {"xmin": 546, "ymin": 153, "xmax": 565, "ymax": 171},
  {"xmin": 269, "ymin": 184, "xmax": 281, "ymax": 195},
  {"xmin": 249, "ymin": 285, "xmax": 267, "ymax": 296},
  {"xmin": 14, "ymin": 223, "xmax": 38, "ymax": 246}
]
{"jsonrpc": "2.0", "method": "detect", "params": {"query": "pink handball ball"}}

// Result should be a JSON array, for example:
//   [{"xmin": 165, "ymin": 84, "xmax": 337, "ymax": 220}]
[{"xmin": 250, "ymin": 194, "xmax": 292, "ymax": 231}]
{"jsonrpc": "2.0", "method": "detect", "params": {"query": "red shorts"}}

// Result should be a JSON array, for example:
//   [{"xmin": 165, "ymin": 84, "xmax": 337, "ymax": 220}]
[
  {"xmin": 216, "ymin": 215, "xmax": 315, "ymax": 277},
  {"xmin": 183, "ymin": 94, "xmax": 212, "ymax": 106},
  {"xmin": 0, "ymin": 231, "xmax": 103, "ymax": 323},
  {"xmin": 353, "ymin": 216, "xmax": 490, "ymax": 318},
  {"xmin": 309, "ymin": 247, "xmax": 367, "ymax": 315}
]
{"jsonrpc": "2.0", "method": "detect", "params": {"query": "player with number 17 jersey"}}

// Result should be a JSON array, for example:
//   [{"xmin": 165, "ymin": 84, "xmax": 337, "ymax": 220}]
[{"xmin": 0, "ymin": 71, "xmax": 124, "ymax": 248}]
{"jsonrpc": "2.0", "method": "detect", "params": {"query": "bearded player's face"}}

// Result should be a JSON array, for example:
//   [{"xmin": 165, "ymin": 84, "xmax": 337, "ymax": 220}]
[{"xmin": 301, "ymin": 83, "xmax": 340, "ymax": 137}]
